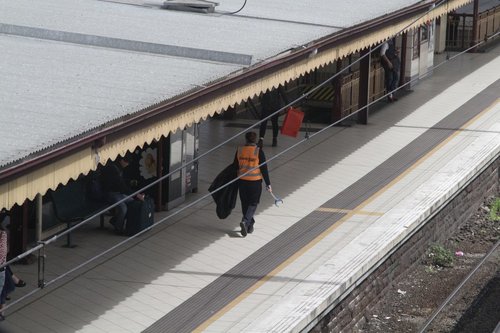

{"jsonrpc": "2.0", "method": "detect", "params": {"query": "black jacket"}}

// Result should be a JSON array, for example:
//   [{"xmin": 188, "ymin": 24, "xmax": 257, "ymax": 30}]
[
  {"xmin": 101, "ymin": 162, "xmax": 132, "ymax": 194},
  {"xmin": 209, "ymin": 163, "xmax": 239, "ymax": 219}
]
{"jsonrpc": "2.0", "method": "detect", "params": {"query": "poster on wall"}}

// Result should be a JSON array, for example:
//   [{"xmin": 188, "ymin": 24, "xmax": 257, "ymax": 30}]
[{"xmin": 139, "ymin": 147, "xmax": 157, "ymax": 180}]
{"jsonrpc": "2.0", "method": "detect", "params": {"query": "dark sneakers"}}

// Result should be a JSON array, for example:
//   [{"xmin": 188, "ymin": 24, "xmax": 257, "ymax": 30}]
[
  {"xmin": 387, "ymin": 95, "xmax": 399, "ymax": 102},
  {"xmin": 272, "ymin": 137, "xmax": 277, "ymax": 147},
  {"xmin": 257, "ymin": 138, "xmax": 264, "ymax": 148},
  {"xmin": 15, "ymin": 279, "xmax": 26, "ymax": 288},
  {"xmin": 247, "ymin": 224, "xmax": 254, "ymax": 234},
  {"xmin": 240, "ymin": 222, "xmax": 247, "ymax": 237}
]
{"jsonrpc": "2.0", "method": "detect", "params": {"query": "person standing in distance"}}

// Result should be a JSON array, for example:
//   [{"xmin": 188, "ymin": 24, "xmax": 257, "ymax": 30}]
[
  {"xmin": 380, "ymin": 40, "xmax": 401, "ymax": 103},
  {"xmin": 235, "ymin": 132, "xmax": 271, "ymax": 237},
  {"xmin": 258, "ymin": 87, "xmax": 287, "ymax": 148}
]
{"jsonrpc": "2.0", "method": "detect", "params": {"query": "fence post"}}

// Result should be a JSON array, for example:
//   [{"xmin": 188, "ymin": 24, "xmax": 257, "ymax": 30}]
[{"xmin": 37, "ymin": 243, "xmax": 46, "ymax": 289}]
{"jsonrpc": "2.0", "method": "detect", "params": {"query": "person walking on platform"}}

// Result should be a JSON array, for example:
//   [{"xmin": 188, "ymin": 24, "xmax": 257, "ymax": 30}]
[
  {"xmin": 259, "ymin": 87, "xmax": 287, "ymax": 147},
  {"xmin": 380, "ymin": 40, "xmax": 401, "ymax": 102},
  {"xmin": 235, "ymin": 132, "xmax": 272, "ymax": 237}
]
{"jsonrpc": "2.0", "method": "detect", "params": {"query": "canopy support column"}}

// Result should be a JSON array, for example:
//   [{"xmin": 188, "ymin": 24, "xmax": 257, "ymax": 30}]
[{"xmin": 358, "ymin": 47, "xmax": 371, "ymax": 125}]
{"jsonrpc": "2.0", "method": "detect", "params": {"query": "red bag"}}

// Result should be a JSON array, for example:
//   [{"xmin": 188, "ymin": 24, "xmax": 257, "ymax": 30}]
[{"xmin": 281, "ymin": 107, "xmax": 304, "ymax": 137}]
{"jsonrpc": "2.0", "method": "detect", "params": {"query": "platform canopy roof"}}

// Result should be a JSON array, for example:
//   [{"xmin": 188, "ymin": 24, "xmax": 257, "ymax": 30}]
[{"xmin": 0, "ymin": 0, "xmax": 472, "ymax": 209}]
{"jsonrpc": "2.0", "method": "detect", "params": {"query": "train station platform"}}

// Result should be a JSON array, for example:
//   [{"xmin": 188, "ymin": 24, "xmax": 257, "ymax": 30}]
[{"xmin": 2, "ymin": 45, "xmax": 499, "ymax": 333}]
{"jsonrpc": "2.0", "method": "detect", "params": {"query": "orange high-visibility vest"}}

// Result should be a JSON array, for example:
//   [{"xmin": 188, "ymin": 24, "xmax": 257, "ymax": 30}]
[{"xmin": 237, "ymin": 145, "xmax": 262, "ymax": 181}]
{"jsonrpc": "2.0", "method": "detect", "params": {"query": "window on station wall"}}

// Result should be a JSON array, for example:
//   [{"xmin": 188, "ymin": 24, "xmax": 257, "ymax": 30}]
[
  {"xmin": 412, "ymin": 28, "xmax": 420, "ymax": 60},
  {"xmin": 341, "ymin": 56, "xmax": 350, "ymax": 73},
  {"xmin": 428, "ymin": 22, "xmax": 435, "ymax": 50},
  {"xmin": 349, "ymin": 53, "xmax": 360, "ymax": 73},
  {"xmin": 421, "ymin": 25, "xmax": 429, "ymax": 43}
]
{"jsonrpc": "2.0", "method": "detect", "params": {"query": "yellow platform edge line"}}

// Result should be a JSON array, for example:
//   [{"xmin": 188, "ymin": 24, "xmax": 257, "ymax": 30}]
[{"xmin": 316, "ymin": 207, "xmax": 384, "ymax": 216}]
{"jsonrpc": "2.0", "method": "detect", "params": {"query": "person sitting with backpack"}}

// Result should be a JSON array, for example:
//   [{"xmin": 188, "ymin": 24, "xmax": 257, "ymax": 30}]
[{"xmin": 100, "ymin": 156, "xmax": 145, "ymax": 235}]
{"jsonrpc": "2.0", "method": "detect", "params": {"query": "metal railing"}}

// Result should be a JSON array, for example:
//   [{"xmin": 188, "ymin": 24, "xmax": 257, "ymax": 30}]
[{"xmin": 446, "ymin": 6, "xmax": 500, "ymax": 51}]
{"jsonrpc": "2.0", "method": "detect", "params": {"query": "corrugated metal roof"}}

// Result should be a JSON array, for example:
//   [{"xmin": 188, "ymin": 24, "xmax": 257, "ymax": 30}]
[{"xmin": 0, "ymin": 0, "xmax": 422, "ymax": 168}]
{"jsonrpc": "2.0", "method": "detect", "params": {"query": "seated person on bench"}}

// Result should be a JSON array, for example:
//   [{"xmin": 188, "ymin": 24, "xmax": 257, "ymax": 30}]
[{"xmin": 101, "ymin": 156, "xmax": 145, "ymax": 234}]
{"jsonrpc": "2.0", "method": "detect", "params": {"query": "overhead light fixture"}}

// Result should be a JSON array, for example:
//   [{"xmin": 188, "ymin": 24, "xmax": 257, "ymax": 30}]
[
  {"xmin": 163, "ymin": 0, "xmax": 219, "ymax": 13},
  {"xmin": 309, "ymin": 48, "xmax": 318, "ymax": 58}
]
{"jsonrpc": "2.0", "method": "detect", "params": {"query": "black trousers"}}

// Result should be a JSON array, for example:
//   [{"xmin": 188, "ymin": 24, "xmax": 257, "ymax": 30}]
[
  {"xmin": 383, "ymin": 68, "xmax": 400, "ymax": 95},
  {"xmin": 238, "ymin": 179, "xmax": 262, "ymax": 226},
  {"xmin": 259, "ymin": 109, "xmax": 279, "ymax": 139}
]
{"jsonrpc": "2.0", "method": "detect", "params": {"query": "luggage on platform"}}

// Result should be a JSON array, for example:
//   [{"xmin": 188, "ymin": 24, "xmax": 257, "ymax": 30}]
[
  {"xmin": 125, "ymin": 196, "xmax": 155, "ymax": 236},
  {"xmin": 280, "ymin": 107, "xmax": 304, "ymax": 137}
]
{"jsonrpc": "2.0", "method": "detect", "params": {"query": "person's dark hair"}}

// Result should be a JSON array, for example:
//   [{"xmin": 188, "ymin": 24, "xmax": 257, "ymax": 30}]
[
  {"xmin": 245, "ymin": 131, "xmax": 257, "ymax": 144},
  {"xmin": 0, "ymin": 210, "xmax": 10, "ymax": 231},
  {"xmin": 117, "ymin": 155, "xmax": 130, "ymax": 163}
]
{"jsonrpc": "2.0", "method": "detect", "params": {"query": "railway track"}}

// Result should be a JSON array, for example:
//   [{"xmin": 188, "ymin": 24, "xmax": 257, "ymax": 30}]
[
  {"xmin": 422, "ymin": 241, "xmax": 500, "ymax": 333},
  {"xmin": 362, "ymin": 197, "xmax": 500, "ymax": 333}
]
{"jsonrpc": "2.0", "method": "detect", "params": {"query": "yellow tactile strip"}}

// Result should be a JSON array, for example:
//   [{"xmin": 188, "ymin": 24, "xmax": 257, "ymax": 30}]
[{"xmin": 316, "ymin": 207, "xmax": 384, "ymax": 216}]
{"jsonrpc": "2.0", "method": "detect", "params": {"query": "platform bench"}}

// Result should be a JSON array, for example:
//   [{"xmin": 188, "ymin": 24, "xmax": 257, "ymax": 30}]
[{"xmin": 49, "ymin": 178, "xmax": 111, "ymax": 247}]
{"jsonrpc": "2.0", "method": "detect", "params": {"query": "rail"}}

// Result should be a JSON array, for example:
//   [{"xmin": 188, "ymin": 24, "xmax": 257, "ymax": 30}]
[{"xmin": 418, "ymin": 239, "xmax": 500, "ymax": 332}]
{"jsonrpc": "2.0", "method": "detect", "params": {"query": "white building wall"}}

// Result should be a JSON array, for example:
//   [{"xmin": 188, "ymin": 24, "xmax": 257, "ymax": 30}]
[
  {"xmin": 434, "ymin": 15, "xmax": 448, "ymax": 53},
  {"xmin": 405, "ymin": 22, "xmax": 437, "ymax": 87},
  {"xmin": 427, "ymin": 21, "xmax": 436, "ymax": 74}
]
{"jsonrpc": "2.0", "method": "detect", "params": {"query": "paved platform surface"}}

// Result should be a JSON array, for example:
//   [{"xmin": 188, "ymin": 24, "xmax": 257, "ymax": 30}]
[{"xmin": 2, "ymin": 45, "xmax": 499, "ymax": 333}]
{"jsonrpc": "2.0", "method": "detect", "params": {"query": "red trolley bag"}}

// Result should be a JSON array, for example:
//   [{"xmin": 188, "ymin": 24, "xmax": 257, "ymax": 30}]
[
  {"xmin": 125, "ymin": 196, "xmax": 155, "ymax": 236},
  {"xmin": 280, "ymin": 107, "xmax": 304, "ymax": 137}
]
